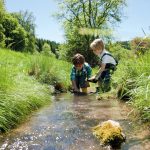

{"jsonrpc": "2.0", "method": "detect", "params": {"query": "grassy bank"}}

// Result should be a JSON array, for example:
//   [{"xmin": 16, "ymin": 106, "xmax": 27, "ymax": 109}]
[
  {"xmin": 0, "ymin": 48, "xmax": 71, "ymax": 132},
  {"xmin": 1, "ymin": 46, "xmax": 149, "ymax": 132},
  {"xmin": 28, "ymin": 54, "xmax": 71, "ymax": 91},
  {"xmin": 112, "ymin": 51, "xmax": 150, "ymax": 122}
]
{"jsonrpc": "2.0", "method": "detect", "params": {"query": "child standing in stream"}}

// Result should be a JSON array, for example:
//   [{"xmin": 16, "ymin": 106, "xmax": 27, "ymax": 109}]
[{"xmin": 89, "ymin": 39, "xmax": 118, "ymax": 93}]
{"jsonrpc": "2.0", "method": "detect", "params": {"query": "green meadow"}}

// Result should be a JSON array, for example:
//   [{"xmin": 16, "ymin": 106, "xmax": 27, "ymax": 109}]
[{"xmin": 0, "ymin": 48, "xmax": 71, "ymax": 132}]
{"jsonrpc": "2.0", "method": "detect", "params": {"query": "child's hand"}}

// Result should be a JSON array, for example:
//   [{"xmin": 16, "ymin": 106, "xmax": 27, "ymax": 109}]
[
  {"xmin": 87, "ymin": 76, "xmax": 98, "ymax": 83},
  {"xmin": 73, "ymin": 88, "xmax": 80, "ymax": 93},
  {"xmin": 88, "ymin": 76, "xmax": 96, "ymax": 80}
]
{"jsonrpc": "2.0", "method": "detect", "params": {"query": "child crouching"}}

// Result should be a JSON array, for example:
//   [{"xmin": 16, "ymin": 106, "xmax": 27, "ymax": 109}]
[{"xmin": 70, "ymin": 53, "xmax": 92, "ymax": 94}]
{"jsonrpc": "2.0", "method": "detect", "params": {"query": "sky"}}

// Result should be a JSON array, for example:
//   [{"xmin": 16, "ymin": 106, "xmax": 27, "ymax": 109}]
[{"xmin": 5, "ymin": 0, "xmax": 150, "ymax": 43}]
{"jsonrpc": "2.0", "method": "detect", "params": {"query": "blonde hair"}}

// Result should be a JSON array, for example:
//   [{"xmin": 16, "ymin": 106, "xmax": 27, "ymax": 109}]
[{"xmin": 90, "ymin": 39, "xmax": 104, "ymax": 50}]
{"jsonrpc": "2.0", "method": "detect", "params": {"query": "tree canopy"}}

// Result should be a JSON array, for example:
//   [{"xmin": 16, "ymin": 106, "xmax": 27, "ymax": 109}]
[{"xmin": 55, "ymin": 0, "xmax": 126, "ymax": 65}]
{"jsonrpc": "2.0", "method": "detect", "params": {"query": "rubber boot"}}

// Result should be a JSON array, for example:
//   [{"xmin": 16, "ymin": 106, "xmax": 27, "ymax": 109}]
[{"xmin": 81, "ymin": 88, "xmax": 87, "ymax": 93}]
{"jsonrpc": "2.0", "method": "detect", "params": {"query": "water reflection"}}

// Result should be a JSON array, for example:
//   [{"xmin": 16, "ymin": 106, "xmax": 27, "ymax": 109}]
[{"xmin": 0, "ymin": 93, "xmax": 149, "ymax": 150}]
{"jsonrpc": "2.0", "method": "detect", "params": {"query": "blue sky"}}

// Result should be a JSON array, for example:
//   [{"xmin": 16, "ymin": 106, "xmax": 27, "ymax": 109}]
[{"xmin": 5, "ymin": 0, "xmax": 150, "ymax": 43}]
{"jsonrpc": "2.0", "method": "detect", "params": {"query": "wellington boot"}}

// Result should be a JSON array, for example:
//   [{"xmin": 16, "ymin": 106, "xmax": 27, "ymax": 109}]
[{"xmin": 81, "ymin": 88, "xmax": 87, "ymax": 93}]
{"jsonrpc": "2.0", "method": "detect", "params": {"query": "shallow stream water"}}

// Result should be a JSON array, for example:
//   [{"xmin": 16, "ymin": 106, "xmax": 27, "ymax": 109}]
[{"xmin": 0, "ymin": 93, "xmax": 149, "ymax": 150}]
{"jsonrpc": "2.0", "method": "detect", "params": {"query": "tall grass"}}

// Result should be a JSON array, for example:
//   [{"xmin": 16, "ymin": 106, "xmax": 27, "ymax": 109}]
[
  {"xmin": 113, "ymin": 51, "xmax": 150, "ymax": 121},
  {"xmin": 0, "ymin": 48, "xmax": 72, "ymax": 132},
  {"xmin": 0, "ymin": 49, "xmax": 51, "ymax": 132},
  {"xmin": 28, "ymin": 55, "xmax": 71, "ymax": 91},
  {"xmin": 0, "ymin": 75, "xmax": 51, "ymax": 131}
]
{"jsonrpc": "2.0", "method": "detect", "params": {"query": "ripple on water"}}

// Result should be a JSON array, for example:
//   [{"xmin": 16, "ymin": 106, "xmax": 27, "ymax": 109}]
[{"xmin": 0, "ymin": 93, "xmax": 149, "ymax": 150}]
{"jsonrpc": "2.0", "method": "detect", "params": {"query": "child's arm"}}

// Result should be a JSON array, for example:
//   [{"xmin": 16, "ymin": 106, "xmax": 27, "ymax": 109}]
[
  {"xmin": 88, "ymin": 63, "xmax": 106, "ymax": 83},
  {"xmin": 70, "ymin": 67, "xmax": 79, "ymax": 92},
  {"xmin": 95, "ymin": 63, "xmax": 106, "ymax": 80},
  {"xmin": 71, "ymin": 80, "xmax": 79, "ymax": 92}
]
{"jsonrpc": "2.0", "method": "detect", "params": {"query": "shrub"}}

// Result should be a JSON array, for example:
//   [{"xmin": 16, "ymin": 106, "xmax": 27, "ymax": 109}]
[{"xmin": 130, "ymin": 37, "xmax": 150, "ymax": 56}]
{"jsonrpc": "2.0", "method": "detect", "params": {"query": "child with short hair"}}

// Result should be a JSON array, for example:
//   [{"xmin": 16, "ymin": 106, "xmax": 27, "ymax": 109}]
[
  {"xmin": 89, "ymin": 39, "xmax": 117, "ymax": 93},
  {"xmin": 70, "ymin": 53, "xmax": 92, "ymax": 93}
]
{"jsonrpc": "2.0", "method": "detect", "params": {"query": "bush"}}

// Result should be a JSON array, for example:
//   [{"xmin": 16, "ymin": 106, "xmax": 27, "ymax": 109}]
[
  {"xmin": 2, "ymin": 14, "xmax": 27, "ymax": 51},
  {"xmin": 113, "ymin": 51, "xmax": 150, "ymax": 121},
  {"xmin": 28, "ymin": 55, "xmax": 71, "ymax": 91},
  {"xmin": 109, "ymin": 43, "xmax": 131, "ymax": 61},
  {"xmin": 130, "ymin": 37, "xmax": 150, "ymax": 56}
]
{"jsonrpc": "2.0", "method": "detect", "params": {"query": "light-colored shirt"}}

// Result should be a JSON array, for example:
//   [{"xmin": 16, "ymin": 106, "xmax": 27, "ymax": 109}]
[{"xmin": 99, "ymin": 49, "xmax": 116, "ymax": 65}]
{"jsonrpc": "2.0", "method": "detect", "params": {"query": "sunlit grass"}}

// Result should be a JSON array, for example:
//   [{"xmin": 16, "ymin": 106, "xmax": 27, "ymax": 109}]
[
  {"xmin": 0, "ymin": 48, "xmax": 71, "ymax": 132},
  {"xmin": 113, "ymin": 51, "xmax": 150, "ymax": 121},
  {"xmin": 28, "ymin": 54, "xmax": 71, "ymax": 90},
  {"xmin": 0, "ymin": 74, "xmax": 51, "ymax": 132}
]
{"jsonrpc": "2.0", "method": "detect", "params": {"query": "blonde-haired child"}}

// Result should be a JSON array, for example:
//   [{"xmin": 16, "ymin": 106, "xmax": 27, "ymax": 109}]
[{"xmin": 89, "ymin": 39, "xmax": 117, "ymax": 93}]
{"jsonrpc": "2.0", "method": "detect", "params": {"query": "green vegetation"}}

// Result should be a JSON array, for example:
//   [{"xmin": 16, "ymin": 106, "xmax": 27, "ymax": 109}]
[
  {"xmin": 0, "ymin": 0, "xmax": 149, "ymax": 133},
  {"xmin": 95, "ymin": 39, "xmax": 150, "ymax": 122},
  {"xmin": 0, "ymin": 0, "xmax": 59, "ymax": 56},
  {"xmin": 130, "ymin": 37, "xmax": 150, "ymax": 55},
  {"xmin": 0, "ymin": 48, "xmax": 71, "ymax": 132},
  {"xmin": 28, "ymin": 53, "xmax": 71, "ymax": 91},
  {"xmin": 112, "ymin": 47, "xmax": 150, "ymax": 122},
  {"xmin": 55, "ymin": 0, "xmax": 126, "ymax": 66}
]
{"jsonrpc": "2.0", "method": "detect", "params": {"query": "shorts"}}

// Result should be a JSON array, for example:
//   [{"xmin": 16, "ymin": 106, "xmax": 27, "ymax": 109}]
[{"xmin": 75, "ymin": 75, "xmax": 89, "ymax": 88}]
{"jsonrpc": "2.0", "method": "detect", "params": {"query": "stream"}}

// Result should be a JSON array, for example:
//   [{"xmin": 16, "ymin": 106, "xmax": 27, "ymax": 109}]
[{"xmin": 0, "ymin": 93, "xmax": 149, "ymax": 150}]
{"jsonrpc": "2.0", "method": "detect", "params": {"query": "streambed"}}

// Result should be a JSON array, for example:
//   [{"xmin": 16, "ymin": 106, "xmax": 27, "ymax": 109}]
[{"xmin": 0, "ymin": 93, "xmax": 149, "ymax": 150}]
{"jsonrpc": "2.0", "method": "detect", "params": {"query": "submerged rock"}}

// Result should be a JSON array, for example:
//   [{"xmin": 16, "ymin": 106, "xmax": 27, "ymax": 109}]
[{"xmin": 92, "ymin": 120, "xmax": 126, "ymax": 149}]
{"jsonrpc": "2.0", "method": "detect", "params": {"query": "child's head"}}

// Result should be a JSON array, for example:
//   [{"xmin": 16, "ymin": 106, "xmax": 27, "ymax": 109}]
[
  {"xmin": 72, "ymin": 53, "xmax": 85, "ymax": 70},
  {"xmin": 90, "ymin": 39, "xmax": 104, "ymax": 56}
]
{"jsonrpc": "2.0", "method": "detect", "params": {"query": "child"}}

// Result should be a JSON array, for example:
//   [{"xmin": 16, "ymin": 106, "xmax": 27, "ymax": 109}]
[
  {"xmin": 89, "ymin": 39, "xmax": 117, "ymax": 93},
  {"xmin": 70, "ymin": 53, "xmax": 92, "ymax": 93}
]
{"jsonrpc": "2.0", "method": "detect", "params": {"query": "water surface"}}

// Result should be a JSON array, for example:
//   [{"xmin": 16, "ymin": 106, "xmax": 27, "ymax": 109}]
[{"xmin": 0, "ymin": 93, "xmax": 149, "ymax": 150}]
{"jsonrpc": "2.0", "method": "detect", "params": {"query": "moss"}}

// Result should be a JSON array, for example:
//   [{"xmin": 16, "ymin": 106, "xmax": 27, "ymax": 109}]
[{"xmin": 92, "ymin": 120, "xmax": 125, "ymax": 148}]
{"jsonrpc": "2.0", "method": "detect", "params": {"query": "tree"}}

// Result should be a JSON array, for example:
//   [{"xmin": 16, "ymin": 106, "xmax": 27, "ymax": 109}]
[
  {"xmin": 0, "ymin": 0, "xmax": 6, "ymax": 47},
  {"xmin": 55, "ymin": 0, "xmax": 126, "ymax": 65},
  {"xmin": 0, "ymin": 0, "xmax": 5, "ymax": 23},
  {"xmin": 0, "ymin": 24, "xmax": 5, "ymax": 47},
  {"xmin": 36, "ymin": 38, "xmax": 44, "ymax": 52},
  {"xmin": 130, "ymin": 37, "xmax": 150, "ymax": 56},
  {"xmin": 36, "ymin": 38, "xmax": 59, "ymax": 56},
  {"xmin": 116, "ymin": 41, "xmax": 131, "ymax": 50},
  {"xmin": 11, "ymin": 11, "xmax": 36, "ymax": 52},
  {"xmin": 11, "ymin": 26, "xmax": 27, "ymax": 51},
  {"xmin": 11, "ymin": 11, "xmax": 35, "ymax": 36},
  {"xmin": 2, "ymin": 14, "xmax": 27, "ymax": 51},
  {"xmin": 41, "ymin": 43, "xmax": 55, "ymax": 57}
]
